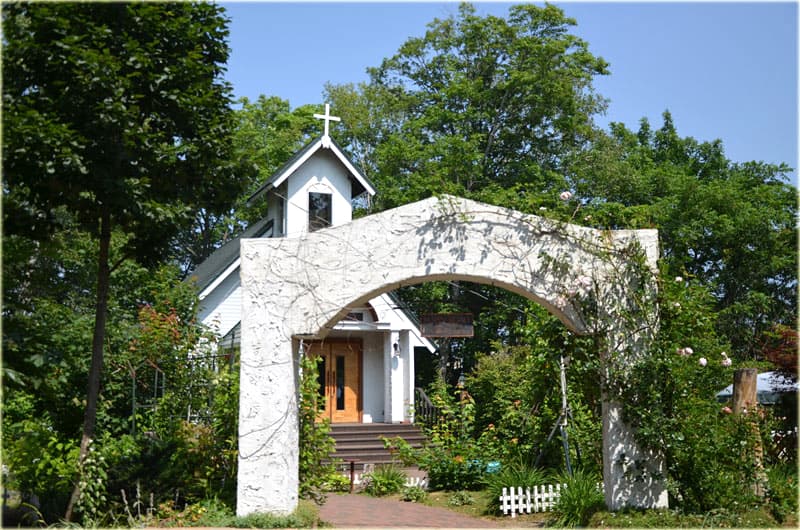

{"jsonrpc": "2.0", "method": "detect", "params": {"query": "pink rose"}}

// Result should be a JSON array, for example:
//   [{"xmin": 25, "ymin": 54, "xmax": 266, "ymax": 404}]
[
  {"xmin": 721, "ymin": 406, "xmax": 732, "ymax": 414},
  {"xmin": 698, "ymin": 357, "xmax": 707, "ymax": 367},
  {"xmin": 554, "ymin": 295, "xmax": 568, "ymax": 309},
  {"xmin": 559, "ymin": 191, "xmax": 573, "ymax": 201}
]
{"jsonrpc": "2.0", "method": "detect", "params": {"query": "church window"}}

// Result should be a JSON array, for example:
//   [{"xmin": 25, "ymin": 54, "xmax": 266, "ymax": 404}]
[
  {"xmin": 308, "ymin": 192, "xmax": 332, "ymax": 231},
  {"xmin": 335, "ymin": 355, "xmax": 346, "ymax": 410}
]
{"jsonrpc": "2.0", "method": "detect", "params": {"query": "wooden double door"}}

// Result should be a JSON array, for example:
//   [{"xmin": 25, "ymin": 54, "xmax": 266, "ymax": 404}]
[{"xmin": 307, "ymin": 340, "xmax": 362, "ymax": 423}]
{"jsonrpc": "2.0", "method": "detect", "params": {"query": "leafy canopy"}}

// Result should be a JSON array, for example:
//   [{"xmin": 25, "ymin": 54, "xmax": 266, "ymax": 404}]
[
  {"xmin": 327, "ymin": 2, "xmax": 609, "ymax": 210},
  {"xmin": 3, "ymin": 1, "xmax": 247, "ymax": 260}
]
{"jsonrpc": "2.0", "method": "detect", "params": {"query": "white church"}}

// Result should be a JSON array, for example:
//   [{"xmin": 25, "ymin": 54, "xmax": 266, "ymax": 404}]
[{"xmin": 190, "ymin": 105, "xmax": 435, "ymax": 425}]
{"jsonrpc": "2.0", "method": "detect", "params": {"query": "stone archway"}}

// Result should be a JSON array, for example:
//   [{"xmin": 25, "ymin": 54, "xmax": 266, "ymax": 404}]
[{"xmin": 236, "ymin": 195, "xmax": 666, "ymax": 516}]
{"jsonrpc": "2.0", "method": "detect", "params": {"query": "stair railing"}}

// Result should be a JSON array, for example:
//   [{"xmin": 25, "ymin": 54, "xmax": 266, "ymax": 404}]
[{"xmin": 414, "ymin": 387, "xmax": 440, "ymax": 430}]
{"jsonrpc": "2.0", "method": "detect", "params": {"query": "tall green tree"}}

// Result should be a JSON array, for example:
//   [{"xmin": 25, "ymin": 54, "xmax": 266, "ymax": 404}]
[
  {"xmin": 327, "ymin": 2, "xmax": 609, "ymax": 210},
  {"xmin": 568, "ymin": 112, "xmax": 797, "ymax": 358},
  {"xmin": 2, "ymin": 2, "xmax": 246, "ymax": 519}
]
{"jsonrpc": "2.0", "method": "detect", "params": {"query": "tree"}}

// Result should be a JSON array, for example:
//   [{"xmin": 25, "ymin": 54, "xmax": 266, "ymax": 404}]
[
  {"xmin": 327, "ymin": 2, "xmax": 609, "ymax": 211},
  {"xmin": 2, "ymin": 2, "xmax": 247, "ymax": 519},
  {"xmin": 568, "ymin": 112, "xmax": 797, "ymax": 358}
]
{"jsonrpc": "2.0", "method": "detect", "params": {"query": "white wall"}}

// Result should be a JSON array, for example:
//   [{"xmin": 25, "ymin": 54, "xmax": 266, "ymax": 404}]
[{"xmin": 238, "ymin": 195, "xmax": 666, "ymax": 516}]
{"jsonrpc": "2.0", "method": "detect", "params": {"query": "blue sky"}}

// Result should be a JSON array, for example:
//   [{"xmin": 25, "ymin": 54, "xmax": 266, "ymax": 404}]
[{"xmin": 221, "ymin": 1, "xmax": 798, "ymax": 182}]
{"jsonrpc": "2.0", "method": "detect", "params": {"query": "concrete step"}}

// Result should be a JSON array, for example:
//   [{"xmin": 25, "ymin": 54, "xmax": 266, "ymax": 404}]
[
  {"xmin": 328, "ymin": 423, "xmax": 426, "ymax": 465},
  {"xmin": 331, "ymin": 432, "xmax": 426, "ymax": 443}
]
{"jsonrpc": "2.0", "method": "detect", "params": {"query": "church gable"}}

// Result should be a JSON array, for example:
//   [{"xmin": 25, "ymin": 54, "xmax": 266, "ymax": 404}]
[
  {"xmin": 247, "ymin": 105, "xmax": 375, "ymax": 209},
  {"xmin": 284, "ymin": 148, "xmax": 359, "ymax": 235}
]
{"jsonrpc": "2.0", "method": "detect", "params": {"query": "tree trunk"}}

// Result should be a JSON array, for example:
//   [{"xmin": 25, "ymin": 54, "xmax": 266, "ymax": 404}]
[
  {"xmin": 732, "ymin": 368, "xmax": 766, "ymax": 498},
  {"xmin": 65, "ymin": 208, "xmax": 112, "ymax": 521},
  {"xmin": 438, "ymin": 338, "xmax": 450, "ymax": 382}
]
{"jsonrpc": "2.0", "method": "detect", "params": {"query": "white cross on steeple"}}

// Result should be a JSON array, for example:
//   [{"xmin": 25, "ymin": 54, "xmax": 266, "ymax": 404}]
[{"xmin": 314, "ymin": 103, "xmax": 340, "ymax": 147}]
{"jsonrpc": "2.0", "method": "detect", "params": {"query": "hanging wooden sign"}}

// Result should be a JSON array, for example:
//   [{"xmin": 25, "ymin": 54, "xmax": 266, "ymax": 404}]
[{"xmin": 420, "ymin": 313, "xmax": 474, "ymax": 338}]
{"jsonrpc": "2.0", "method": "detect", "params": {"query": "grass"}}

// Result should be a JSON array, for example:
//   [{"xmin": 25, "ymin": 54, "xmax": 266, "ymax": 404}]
[
  {"xmin": 588, "ymin": 507, "xmax": 782, "ymax": 528},
  {"xmin": 228, "ymin": 502, "xmax": 320, "ymax": 529},
  {"xmin": 381, "ymin": 489, "xmax": 549, "ymax": 527},
  {"xmin": 366, "ymin": 487, "xmax": 793, "ymax": 529},
  {"xmin": 148, "ymin": 499, "xmax": 321, "ymax": 528}
]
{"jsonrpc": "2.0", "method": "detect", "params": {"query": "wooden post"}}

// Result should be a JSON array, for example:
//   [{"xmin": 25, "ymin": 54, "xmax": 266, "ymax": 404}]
[
  {"xmin": 733, "ymin": 368, "xmax": 758, "ymax": 413},
  {"xmin": 732, "ymin": 368, "xmax": 766, "ymax": 497},
  {"xmin": 349, "ymin": 460, "xmax": 356, "ymax": 494}
]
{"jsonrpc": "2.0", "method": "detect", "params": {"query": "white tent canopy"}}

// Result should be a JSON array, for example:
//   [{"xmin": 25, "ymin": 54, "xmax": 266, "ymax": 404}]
[{"xmin": 717, "ymin": 371, "xmax": 799, "ymax": 405}]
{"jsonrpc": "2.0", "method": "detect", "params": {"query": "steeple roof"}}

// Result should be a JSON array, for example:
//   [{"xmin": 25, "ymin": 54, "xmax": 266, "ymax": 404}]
[{"xmin": 247, "ymin": 135, "xmax": 376, "ymax": 206}]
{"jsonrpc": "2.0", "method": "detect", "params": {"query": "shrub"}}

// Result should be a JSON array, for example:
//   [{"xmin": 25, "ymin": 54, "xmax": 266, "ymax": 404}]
[
  {"xmin": 424, "ymin": 452, "xmax": 486, "ymax": 491},
  {"xmin": 152, "ymin": 499, "xmax": 320, "ymax": 528},
  {"xmin": 322, "ymin": 472, "xmax": 351, "ymax": 493},
  {"xmin": 605, "ymin": 274, "xmax": 779, "ymax": 514},
  {"xmin": 588, "ymin": 507, "xmax": 778, "ymax": 528},
  {"xmin": 362, "ymin": 465, "xmax": 407, "ymax": 497},
  {"xmin": 447, "ymin": 490, "xmax": 475, "ymax": 506},
  {"xmin": 550, "ymin": 469, "xmax": 605, "ymax": 527},
  {"xmin": 401, "ymin": 485, "xmax": 428, "ymax": 503},
  {"xmin": 468, "ymin": 337, "xmax": 603, "ymax": 472},
  {"xmin": 2, "ymin": 391, "xmax": 88, "ymax": 523},
  {"xmin": 154, "ymin": 497, "xmax": 233, "ymax": 527},
  {"xmin": 298, "ymin": 354, "xmax": 339, "ymax": 504},
  {"xmin": 229, "ymin": 501, "xmax": 319, "ymax": 529},
  {"xmin": 766, "ymin": 463, "xmax": 798, "ymax": 523}
]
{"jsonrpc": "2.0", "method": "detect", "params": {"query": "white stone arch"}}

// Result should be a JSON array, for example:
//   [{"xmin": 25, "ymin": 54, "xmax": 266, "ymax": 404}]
[{"xmin": 237, "ymin": 195, "xmax": 666, "ymax": 515}]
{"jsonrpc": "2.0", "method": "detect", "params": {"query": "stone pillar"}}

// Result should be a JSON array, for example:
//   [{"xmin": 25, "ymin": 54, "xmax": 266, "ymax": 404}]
[
  {"xmin": 236, "ymin": 331, "xmax": 298, "ymax": 516},
  {"xmin": 602, "ymin": 400, "xmax": 668, "ymax": 510},
  {"xmin": 237, "ymin": 243, "xmax": 299, "ymax": 517}
]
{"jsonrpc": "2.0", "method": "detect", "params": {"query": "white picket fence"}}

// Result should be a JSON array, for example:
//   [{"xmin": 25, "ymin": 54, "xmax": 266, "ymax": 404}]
[
  {"xmin": 340, "ymin": 471, "xmax": 428, "ymax": 489},
  {"xmin": 500, "ymin": 482, "xmax": 603, "ymax": 517},
  {"xmin": 500, "ymin": 484, "xmax": 564, "ymax": 517}
]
